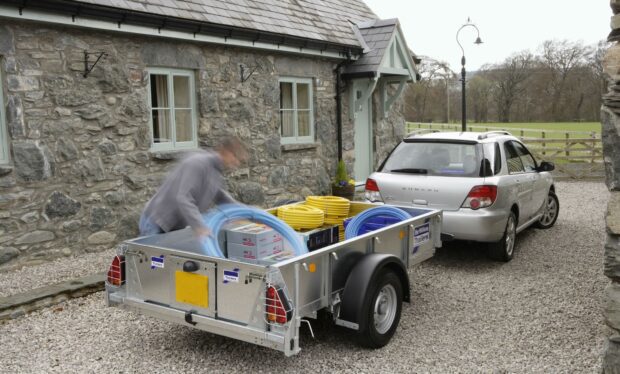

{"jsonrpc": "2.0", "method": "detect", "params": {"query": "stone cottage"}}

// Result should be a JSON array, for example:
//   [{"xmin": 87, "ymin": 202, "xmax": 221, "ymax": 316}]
[{"xmin": 0, "ymin": 0, "xmax": 419, "ymax": 267}]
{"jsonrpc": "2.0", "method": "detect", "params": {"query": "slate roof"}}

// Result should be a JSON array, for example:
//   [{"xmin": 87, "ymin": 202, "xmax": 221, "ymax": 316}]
[
  {"xmin": 71, "ymin": 0, "xmax": 377, "ymax": 47},
  {"xmin": 344, "ymin": 18, "xmax": 399, "ymax": 77}
]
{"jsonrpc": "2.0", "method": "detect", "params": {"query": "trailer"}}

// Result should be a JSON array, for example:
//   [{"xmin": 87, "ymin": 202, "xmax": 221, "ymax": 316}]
[{"xmin": 105, "ymin": 202, "xmax": 442, "ymax": 356}]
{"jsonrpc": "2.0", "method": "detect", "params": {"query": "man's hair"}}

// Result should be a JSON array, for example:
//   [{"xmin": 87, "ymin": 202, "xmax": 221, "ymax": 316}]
[{"xmin": 218, "ymin": 136, "xmax": 248, "ymax": 159}]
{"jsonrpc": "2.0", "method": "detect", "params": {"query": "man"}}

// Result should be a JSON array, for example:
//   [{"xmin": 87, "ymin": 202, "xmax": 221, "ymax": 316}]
[{"xmin": 139, "ymin": 136, "xmax": 247, "ymax": 238}]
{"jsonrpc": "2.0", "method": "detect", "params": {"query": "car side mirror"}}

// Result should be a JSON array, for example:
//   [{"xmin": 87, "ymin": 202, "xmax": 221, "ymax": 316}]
[{"xmin": 538, "ymin": 161, "xmax": 555, "ymax": 172}]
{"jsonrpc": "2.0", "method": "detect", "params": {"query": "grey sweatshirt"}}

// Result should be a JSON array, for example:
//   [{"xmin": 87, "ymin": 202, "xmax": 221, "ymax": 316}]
[{"xmin": 141, "ymin": 149, "xmax": 234, "ymax": 232}]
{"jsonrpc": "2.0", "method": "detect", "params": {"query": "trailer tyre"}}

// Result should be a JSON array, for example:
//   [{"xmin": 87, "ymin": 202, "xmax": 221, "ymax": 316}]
[{"xmin": 357, "ymin": 269, "xmax": 403, "ymax": 348}]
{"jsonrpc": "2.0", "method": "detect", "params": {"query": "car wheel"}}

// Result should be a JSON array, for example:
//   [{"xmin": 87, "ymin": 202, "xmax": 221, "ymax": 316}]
[
  {"xmin": 535, "ymin": 191, "xmax": 559, "ymax": 229},
  {"xmin": 356, "ymin": 269, "xmax": 403, "ymax": 348},
  {"xmin": 488, "ymin": 212, "xmax": 517, "ymax": 262}
]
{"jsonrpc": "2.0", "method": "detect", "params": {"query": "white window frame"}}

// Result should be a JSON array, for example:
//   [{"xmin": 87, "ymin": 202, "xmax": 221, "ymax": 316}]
[
  {"xmin": 147, "ymin": 68, "xmax": 198, "ymax": 152},
  {"xmin": 279, "ymin": 77, "xmax": 314, "ymax": 145},
  {"xmin": 0, "ymin": 73, "xmax": 8, "ymax": 164}
]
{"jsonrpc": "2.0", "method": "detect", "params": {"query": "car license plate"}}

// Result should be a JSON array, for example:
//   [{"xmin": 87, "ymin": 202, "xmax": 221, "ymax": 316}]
[{"xmin": 175, "ymin": 271, "xmax": 209, "ymax": 308}]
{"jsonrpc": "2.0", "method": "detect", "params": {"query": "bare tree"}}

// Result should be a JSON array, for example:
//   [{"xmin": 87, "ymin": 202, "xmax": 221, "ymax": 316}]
[
  {"xmin": 403, "ymin": 57, "xmax": 455, "ymax": 122},
  {"xmin": 540, "ymin": 40, "xmax": 589, "ymax": 121},
  {"xmin": 467, "ymin": 73, "xmax": 493, "ymax": 123},
  {"xmin": 402, "ymin": 40, "xmax": 604, "ymax": 124},
  {"xmin": 487, "ymin": 51, "xmax": 535, "ymax": 122}
]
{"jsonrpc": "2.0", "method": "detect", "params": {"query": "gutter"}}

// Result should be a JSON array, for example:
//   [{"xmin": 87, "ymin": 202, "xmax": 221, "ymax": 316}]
[{"xmin": 0, "ymin": 0, "xmax": 363, "ymax": 60}]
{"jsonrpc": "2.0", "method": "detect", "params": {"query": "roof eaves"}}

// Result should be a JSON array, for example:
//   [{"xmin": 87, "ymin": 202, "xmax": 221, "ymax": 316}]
[{"xmin": 2, "ymin": 0, "xmax": 365, "ymax": 56}]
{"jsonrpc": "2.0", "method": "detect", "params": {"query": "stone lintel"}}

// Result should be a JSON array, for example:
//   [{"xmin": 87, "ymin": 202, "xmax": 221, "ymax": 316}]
[{"xmin": 281, "ymin": 143, "xmax": 319, "ymax": 152}]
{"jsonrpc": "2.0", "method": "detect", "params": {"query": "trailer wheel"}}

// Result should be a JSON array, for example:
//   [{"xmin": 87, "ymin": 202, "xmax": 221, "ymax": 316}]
[{"xmin": 357, "ymin": 269, "xmax": 403, "ymax": 348}]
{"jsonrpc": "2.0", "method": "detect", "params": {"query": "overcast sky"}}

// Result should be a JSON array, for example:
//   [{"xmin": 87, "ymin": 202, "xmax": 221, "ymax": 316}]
[{"xmin": 363, "ymin": 0, "xmax": 611, "ymax": 71}]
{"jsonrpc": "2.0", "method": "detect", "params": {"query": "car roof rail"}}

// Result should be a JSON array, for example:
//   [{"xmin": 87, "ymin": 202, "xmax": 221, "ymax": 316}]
[
  {"xmin": 406, "ymin": 129, "xmax": 440, "ymax": 138},
  {"xmin": 478, "ymin": 130, "xmax": 512, "ymax": 140}
]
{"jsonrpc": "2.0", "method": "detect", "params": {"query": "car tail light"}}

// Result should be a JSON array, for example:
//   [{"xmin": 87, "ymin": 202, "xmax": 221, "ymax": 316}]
[
  {"xmin": 364, "ymin": 178, "xmax": 383, "ymax": 203},
  {"xmin": 462, "ymin": 185, "xmax": 497, "ymax": 210},
  {"xmin": 266, "ymin": 285, "xmax": 290, "ymax": 324},
  {"xmin": 107, "ymin": 255, "xmax": 125, "ymax": 286}
]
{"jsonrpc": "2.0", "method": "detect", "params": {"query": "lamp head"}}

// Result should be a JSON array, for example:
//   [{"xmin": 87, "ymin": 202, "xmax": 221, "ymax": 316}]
[{"xmin": 475, "ymin": 37, "xmax": 483, "ymax": 45}]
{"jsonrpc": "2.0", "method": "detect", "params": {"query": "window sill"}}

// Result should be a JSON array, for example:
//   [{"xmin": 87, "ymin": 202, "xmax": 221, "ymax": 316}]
[
  {"xmin": 149, "ymin": 149, "xmax": 191, "ymax": 160},
  {"xmin": 281, "ymin": 143, "xmax": 319, "ymax": 152},
  {"xmin": 0, "ymin": 165, "xmax": 13, "ymax": 177}
]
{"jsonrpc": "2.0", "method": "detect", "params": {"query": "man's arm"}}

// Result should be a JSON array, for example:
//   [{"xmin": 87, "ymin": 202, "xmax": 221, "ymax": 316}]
[
  {"xmin": 214, "ymin": 189, "xmax": 236, "ymax": 205},
  {"xmin": 175, "ymin": 161, "xmax": 209, "ymax": 233}
]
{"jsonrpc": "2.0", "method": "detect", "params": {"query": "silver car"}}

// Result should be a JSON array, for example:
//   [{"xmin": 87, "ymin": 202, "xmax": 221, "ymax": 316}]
[{"xmin": 365, "ymin": 131, "xmax": 559, "ymax": 261}]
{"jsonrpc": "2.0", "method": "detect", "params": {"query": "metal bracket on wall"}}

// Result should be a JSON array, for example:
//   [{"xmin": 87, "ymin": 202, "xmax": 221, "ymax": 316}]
[
  {"xmin": 83, "ymin": 50, "xmax": 108, "ymax": 78},
  {"xmin": 239, "ymin": 63, "xmax": 262, "ymax": 83}
]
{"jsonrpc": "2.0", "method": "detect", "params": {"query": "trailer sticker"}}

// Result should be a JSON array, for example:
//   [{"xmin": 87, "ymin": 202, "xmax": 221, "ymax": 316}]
[
  {"xmin": 223, "ymin": 269, "xmax": 240, "ymax": 284},
  {"xmin": 150, "ymin": 255, "xmax": 165, "ymax": 269},
  {"xmin": 414, "ymin": 223, "xmax": 431, "ymax": 247}
]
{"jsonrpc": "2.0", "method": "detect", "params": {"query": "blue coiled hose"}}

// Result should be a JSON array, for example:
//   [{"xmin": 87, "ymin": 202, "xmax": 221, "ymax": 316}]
[
  {"xmin": 344, "ymin": 206, "xmax": 411, "ymax": 240},
  {"xmin": 200, "ymin": 204, "xmax": 308, "ymax": 258}
]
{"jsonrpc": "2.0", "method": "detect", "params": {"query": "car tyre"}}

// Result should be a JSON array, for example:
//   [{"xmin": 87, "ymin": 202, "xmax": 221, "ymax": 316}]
[
  {"xmin": 534, "ymin": 191, "xmax": 559, "ymax": 229},
  {"xmin": 488, "ymin": 212, "xmax": 517, "ymax": 262},
  {"xmin": 356, "ymin": 269, "xmax": 403, "ymax": 348}
]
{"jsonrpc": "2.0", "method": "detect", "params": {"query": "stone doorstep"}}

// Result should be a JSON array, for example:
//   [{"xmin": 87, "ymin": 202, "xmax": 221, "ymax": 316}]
[{"xmin": 0, "ymin": 273, "xmax": 105, "ymax": 321}]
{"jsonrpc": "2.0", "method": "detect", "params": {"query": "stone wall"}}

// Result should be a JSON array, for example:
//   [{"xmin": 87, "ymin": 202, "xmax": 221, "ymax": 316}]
[
  {"xmin": 601, "ymin": 1, "xmax": 620, "ymax": 371},
  {"xmin": 0, "ymin": 20, "xmax": 408, "ymax": 269}
]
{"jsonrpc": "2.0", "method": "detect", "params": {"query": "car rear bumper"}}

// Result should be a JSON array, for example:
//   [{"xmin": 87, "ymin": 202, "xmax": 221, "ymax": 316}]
[{"xmin": 441, "ymin": 208, "xmax": 508, "ymax": 243}]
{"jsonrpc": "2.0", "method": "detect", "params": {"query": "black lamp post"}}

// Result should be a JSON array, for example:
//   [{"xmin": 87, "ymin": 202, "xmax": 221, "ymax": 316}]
[{"xmin": 456, "ymin": 18, "xmax": 483, "ymax": 132}]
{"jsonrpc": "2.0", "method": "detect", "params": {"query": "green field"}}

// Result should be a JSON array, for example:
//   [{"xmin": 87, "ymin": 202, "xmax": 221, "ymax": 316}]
[
  {"xmin": 469, "ymin": 122, "xmax": 601, "ymax": 134},
  {"xmin": 406, "ymin": 122, "xmax": 603, "ymax": 166},
  {"xmin": 407, "ymin": 122, "xmax": 601, "ymax": 137}
]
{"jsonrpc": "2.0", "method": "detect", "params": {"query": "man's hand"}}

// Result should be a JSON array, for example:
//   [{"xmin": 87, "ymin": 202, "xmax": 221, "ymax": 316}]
[{"xmin": 194, "ymin": 226, "xmax": 212, "ymax": 238}]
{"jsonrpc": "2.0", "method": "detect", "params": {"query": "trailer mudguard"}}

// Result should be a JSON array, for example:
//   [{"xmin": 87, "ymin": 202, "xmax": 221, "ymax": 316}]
[{"xmin": 339, "ymin": 253, "xmax": 410, "ymax": 325}]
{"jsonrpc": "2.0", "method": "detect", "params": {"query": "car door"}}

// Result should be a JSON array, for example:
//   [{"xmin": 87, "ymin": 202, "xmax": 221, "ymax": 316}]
[
  {"xmin": 509, "ymin": 141, "xmax": 539, "ymax": 221},
  {"xmin": 503, "ymin": 141, "xmax": 531, "ymax": 225},
  {"xmin": 513, "ymin": 141, "xmax": 548, "ymax": 217}
]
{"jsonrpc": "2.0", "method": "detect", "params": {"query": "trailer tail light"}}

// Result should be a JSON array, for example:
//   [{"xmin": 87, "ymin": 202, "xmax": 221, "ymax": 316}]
[
  {"xmin": 266, "ymin": 285, "xmax": 290, "ymax": 325},
  {"xmin": 462, "ymin": 185, "xmax": 497, "ymax": 210},
  {"xmin": 107, "ymin": 255, "xmax": 125, "ymax": 286},
  {"xmin": 365, "ymin": 178, "xmax": 383, "ymax": 203}
]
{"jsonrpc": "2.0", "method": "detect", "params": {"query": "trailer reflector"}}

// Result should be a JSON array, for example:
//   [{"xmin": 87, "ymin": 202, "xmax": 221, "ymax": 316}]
[
  {"xmin": 107, "ymin": 255, "xmax": 125, "ymax": 286},
  {"xmin": 266, "ymin": 285, "xmax": 289, "ymax": 324}
]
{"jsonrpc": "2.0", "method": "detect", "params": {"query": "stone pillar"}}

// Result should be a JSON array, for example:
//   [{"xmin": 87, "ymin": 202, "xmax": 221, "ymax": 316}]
[{"xmin": 602, "ymin": 2, "xmax": 620, "ymax": 371}]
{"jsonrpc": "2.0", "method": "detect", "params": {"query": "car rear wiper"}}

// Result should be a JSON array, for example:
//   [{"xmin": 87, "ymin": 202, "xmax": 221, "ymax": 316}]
[{"xmin": 389, "ymin": 168, "xmax": 428, "ymax": 174}]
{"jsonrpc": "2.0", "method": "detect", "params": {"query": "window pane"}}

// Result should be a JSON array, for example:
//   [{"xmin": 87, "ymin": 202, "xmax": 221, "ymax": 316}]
[
  {"xmin": 382, "ymin": 142, "xmax": 481, "ymax": 177},
  {"xmin": 151, "ymin": 109, "xmax": 172, "ymax": 143},
  {"xmin": 297, "ymin": 83, "xmax": 310, "ymax": 110},
  {"xmin": 504, "ymin": 142, "xmax": 524, "ymax": 174},
  {"xmin": 174, "ymin": 109, "xmax": 193, "ymax": 142},
  {"xmin": 150, "ymin": 74, "xmax": 169, "ymax": 108},
  {"xmin": 513, "ymin": 142, "xmax": 537, "ymax": 172},
  {"xmin": 173, "ymin": 75, "xmax": 191, "ymax": 108},
  {"xmin": 280, "ymin": 82, "xmax": 293, "ymax": 110},
  {"xmin": 280, "ymin": 110, "xmax": 295, "ymax": 137},
  {"xmin": 297, "ymin": 111, "xmax": 310, "ymax": 137},
  {"xmin": 482, "ymin": 143, "xmax": 501, "ymax": 176}
]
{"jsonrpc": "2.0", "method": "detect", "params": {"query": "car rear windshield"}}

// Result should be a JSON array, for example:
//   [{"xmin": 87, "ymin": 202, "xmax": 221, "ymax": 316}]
[{"xmin": 380, "ymin": 140, "xmax": 494, "ymax": 177}]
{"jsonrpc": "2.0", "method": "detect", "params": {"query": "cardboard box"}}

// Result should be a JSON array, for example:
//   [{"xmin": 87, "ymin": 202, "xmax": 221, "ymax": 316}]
[
  {"xmin": 226, "ymin": 223, "xmax": 282, "ymax": 247},
  {"xmin": 227, "ymin": 241, "xmax": 283, "ymax": 263},
  {"xmin": 258, "ymin": 250, "xmax": 296, "ymax": 265}
]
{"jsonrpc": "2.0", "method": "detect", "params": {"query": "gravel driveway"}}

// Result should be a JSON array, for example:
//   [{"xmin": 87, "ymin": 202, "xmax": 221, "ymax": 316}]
[{"xmin": 0, "ymin": 181, "xmax": 610, "ymax": 372}]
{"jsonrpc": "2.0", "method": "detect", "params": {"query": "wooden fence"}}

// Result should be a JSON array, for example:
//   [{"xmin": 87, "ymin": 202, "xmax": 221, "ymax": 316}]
[{"xmin": 405, "ymin": 123, "xmax": 604, "ymax": 181}]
